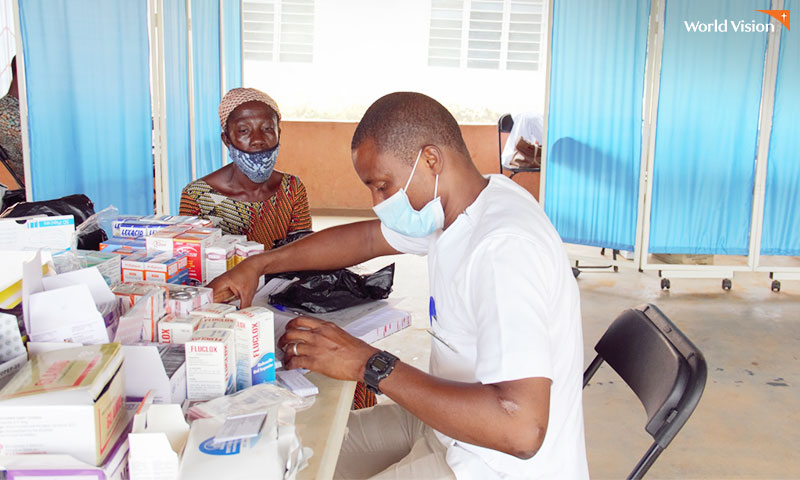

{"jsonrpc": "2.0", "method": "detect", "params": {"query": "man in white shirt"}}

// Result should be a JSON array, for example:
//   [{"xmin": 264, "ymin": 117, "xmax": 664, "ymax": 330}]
[{"xmin": 210, "ymin": 92, "xmax": 589, "ymax": 479}]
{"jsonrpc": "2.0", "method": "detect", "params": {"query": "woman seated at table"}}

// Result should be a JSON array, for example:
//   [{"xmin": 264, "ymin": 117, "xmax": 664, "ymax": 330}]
[
  {"xmin": 179, "ymin": 88, "xmax": 311, "ymax": 249},
  {"xmin": 181, "ymin": 88, "xmax": 375, "ymax": 409}
]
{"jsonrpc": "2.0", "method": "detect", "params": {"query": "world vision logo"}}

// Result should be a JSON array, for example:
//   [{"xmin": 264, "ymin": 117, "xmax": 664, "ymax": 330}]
[
  {"xmin": 756, "ymin": 10, "xmax": 790, "ymax": 30},
  {"xmin": 683, "ymin": 10, "xmax": 790, "ymax": 32}
]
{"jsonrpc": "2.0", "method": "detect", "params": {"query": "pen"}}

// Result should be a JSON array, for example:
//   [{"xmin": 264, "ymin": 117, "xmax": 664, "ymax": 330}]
[
  {"xmin": 429, "ymin": 296, "xmax": 437, "ymax": 326},
  {"xmin": 427, "ymin": 329, "xmax": 459, "ymax": 353},
  {"xmin": 273, "ymin": 304, "xmax": 303, "ymax": 315},
  {"xmin": 274, "ymin": 304, "xmax": 321, "ymax": 320}
]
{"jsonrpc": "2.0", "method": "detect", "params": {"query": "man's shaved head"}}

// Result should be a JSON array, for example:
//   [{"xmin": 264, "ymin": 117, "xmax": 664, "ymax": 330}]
[{"xmin": 351, "ymin": 92, "xmax": 470, "ymax": 164}]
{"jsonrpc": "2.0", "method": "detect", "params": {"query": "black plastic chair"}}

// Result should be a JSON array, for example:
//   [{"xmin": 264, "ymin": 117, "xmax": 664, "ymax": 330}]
[
  {"xmin": 497, "ymin": 113, "xmax": 540, "ymax": 178},
  {"xmin": 583, "ymin": 304, "xmax": 707, "ymax": 479}
]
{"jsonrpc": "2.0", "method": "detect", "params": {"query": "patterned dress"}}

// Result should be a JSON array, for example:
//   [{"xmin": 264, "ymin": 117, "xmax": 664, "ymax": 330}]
[
  {"xmin": 0, "ymin": 94, "xmax": 24, "ymax": 185},
  {"xmin": 179, "ymin": 173, "xmax": 311, "ymax": 249},
  {"xmin": 180, "ymin": 172, "xmax": 377, "ymax": 409}
]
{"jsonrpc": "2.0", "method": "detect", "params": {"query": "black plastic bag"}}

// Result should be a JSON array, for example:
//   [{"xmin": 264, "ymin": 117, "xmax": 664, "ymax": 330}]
[
  {"xmin": 272, "ymin": 229, "xmax": 314, "ymax": 249},
  {"xmin": 268, "ymin": 263, "xmax": 395, "ymax": 314},
  {"xmin": 0, "ymin": 193, "xmax": 107, "ymax": 250}
]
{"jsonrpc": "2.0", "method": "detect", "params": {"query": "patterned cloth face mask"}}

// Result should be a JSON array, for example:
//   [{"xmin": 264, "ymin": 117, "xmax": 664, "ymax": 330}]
[{"xmin": 229, "ymin": 143, "xmax": 279, "ymax": 184}]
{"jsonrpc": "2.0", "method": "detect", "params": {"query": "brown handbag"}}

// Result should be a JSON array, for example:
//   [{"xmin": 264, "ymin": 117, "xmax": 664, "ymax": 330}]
[{"xmin": 509, "ymin": 137, "xmax": 541, "ymax": 168}]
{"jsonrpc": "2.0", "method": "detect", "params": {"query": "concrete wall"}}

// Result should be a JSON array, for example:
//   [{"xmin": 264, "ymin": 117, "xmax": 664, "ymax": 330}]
[{"xmin": 276, "ymin": 120, "xmax": 540, "ymax": 212}]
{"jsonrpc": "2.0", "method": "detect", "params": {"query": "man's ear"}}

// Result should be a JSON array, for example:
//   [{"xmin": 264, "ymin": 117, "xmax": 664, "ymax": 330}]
[
  {"xmin": 221, "ymin": 131, "xmax": 230, "ymax": 148},
  {"xmin": 421, "ymin": 145, "xmax": 444, "ymax": 175}
]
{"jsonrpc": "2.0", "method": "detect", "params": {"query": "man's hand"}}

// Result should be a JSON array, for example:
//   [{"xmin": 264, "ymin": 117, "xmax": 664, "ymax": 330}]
[
  {"xmin": 207, "ymin": 220, "xmax": 396, "ymax": 307},
  {"xmin": 207, "ymin": 256, "xmax": 263, "ymax": 307},
  {"xmin": 278, "ymin": 316, "xmax": 378, "ymax": 382}
]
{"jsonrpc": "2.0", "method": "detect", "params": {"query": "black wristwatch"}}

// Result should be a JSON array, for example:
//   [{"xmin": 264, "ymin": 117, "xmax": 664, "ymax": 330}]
[{"xmin": 363, "ymin": 350, "xmax": 398, "ymax": 395}]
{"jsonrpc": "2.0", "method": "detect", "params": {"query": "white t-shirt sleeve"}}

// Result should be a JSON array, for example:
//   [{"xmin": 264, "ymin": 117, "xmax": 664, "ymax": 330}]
[
  {"xmin": 380, "ymin": 223, "xmax": 430, "ymax": 256},
  {"xmin": 467, "ymin": 235, "xmax": 556, "ymax": 384}
]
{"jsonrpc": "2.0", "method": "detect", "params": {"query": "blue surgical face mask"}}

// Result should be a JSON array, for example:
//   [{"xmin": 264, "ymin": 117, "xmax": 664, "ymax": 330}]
[
  {"xmin": 373, "ymin": 150, "xmax": 445, "ymax": 238},
  {"xmin": 229, "ymin": 143, "xmax": 279, "ymax": 184}
]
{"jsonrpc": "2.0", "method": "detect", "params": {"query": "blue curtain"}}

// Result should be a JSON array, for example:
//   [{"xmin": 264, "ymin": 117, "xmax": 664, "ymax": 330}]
[
  {"xmin": 648, "ymin": 0, "xmax": 768, "ymax": 255},
  {"xmin": 192, "ymin": 0, "xmax": 223, "ymax": 177},
  {"xmin": 761, "ymin": 0, "xmax": 799, "ymax": 256},
  {"xmin": 19, "ymin": 0, "xmax": 153, "ymax": 214},
  {"xmin": 164, "ymin": 0, "xmax": 193, "ymax": 215},
  {"xmin": 224, "ymin": 0, "xmax": 242, "ymax": 91},
  {"xmin": 545, "ymin": 0, "xmax": 650, "ymax": 251}
]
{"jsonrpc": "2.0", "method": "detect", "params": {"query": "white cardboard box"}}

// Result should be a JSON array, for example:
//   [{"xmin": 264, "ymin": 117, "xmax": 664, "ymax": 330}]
[
  {"xmin": 0, "ymin": 215, "xmax": 75, "ymax": 252},
  {"xmin": 186, "ymin": 329, "xmax": 236, "ymax": 401},
  {"xmin": 0, "ymin": 344, "xmax": 127, "ymax": 466},
  {"xmin": 157, "ymin": 315, "xmax": 201, "ymax": 344},
  {"xmin": 189, "ymin": 302, "xmax": 238, "ymax": 319},
  {"xmin": 128, "ymin": 398, "xmax": 189, "ymax": 480},
  {"xmin": 122, "ymin": 344, "xmax": 187, "ymax": 405},
  {"xmin": 0, "ymin": 416, "xmax": 132, "ymax": 480}
]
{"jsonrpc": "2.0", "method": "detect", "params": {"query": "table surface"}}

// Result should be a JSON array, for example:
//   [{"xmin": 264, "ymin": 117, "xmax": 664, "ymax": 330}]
[{"xmin": 294, "ymin": 372, "xmax": 356, "ymax": 480}]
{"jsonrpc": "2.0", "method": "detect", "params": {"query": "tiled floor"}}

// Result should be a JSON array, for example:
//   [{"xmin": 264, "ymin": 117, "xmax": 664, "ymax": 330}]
[{"xmin": 313, "ymin": 215, "xmax": 800, "ymax": 479}]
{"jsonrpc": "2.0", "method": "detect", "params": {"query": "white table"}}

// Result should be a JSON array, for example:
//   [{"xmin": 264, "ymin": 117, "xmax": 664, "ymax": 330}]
[{"xmin": 295, "ymin": 373, "xmax": 356, "ymax": 480}]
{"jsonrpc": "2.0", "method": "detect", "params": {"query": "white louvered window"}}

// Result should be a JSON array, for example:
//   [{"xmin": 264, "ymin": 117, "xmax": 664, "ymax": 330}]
[
  {"xmin": 428, "ymin": 0, "xmax": 465, "ymax": 67},
  {"xmin": 429, "ymin": 0, "xmax": 544, "ymax": 71},
  {"xmin": 243, "ymin": 0, "xmax": 315, "ymax": 63}
]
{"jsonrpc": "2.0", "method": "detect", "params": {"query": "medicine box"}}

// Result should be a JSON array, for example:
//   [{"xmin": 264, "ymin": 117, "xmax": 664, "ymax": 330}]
[
  {"xmin": 165, "ymin": 284, "xmax": 213, "ymax": 316},
  {"xmin": 196, "ymin": 318, "xmax": 235, "ymax": 333},
  {"xmin": 157, "ymin": 315, "xmax": 201, "ymax": 344},
  {"xmin": 76, "ymin": 249, "xmax": 122, "ymax": 286},
  {"xmin": 186, "ymin": 328, "xmax": 236, "ymax": 400},
  {"xmin": 226, "ymin": 306, "xmax": 275, "ymax": 390},
  {"xmin": 0, "ymin": 215, "xmax": 76, "ymax": 252},
  {"xmin": 112, "ymin": 283, "xmax": 168, "ymax": 341},
  {"xmin": 205, "ymin": 238, "xmax": 236, "ymax": 283},
  {"xmin": 99, "ymin": 236, "xmax": 147, "ymax": 251},
  {"xmin": 187, "ymin": 227, "xmax": 222, "ymax": 242},
  {"xmin": 121, "ymin": 252, "xmax": 188, "ymax": 284},
  {"xmin": 0, "ymin": 343, "xmax": 127, "ymax": 466},
  {"xmin": 113, "ymin": 220, "xmax": 172, "ymax": 238},
  {"xmin": 233, "ymin": 240, "xmax": 265, "ymax": 266},
  {"xmin": 144, "ymin": 227, "xmax": 187, "ymax": 253},
  {"xmin": 189, "ymin": 302, "xmax": 238, "ymax": 319},
  {"xmin": 112, "ymin": 215, "xmax": 212, "ymax": 238}
]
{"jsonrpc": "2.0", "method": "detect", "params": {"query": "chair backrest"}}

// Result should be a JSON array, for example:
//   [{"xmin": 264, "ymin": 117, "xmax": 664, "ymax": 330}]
[
  {"xmin": 498, "ymin": 113, "xmax": 514, "ymax": 133},
  {"xmin": 584, "ymin": 304, "xmax": 707, "ymax": 478}
]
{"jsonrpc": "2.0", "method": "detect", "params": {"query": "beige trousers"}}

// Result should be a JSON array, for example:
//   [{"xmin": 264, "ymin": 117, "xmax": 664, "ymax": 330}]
[{"xmin": 334, "ymin": 403, "xmax": 457, "ymax": 480}]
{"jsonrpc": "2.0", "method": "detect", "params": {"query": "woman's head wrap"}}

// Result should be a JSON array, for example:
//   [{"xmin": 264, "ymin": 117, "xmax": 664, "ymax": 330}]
[{"xmin": 218, "ymin": 88, "xmax": 281, "ymax": 132}]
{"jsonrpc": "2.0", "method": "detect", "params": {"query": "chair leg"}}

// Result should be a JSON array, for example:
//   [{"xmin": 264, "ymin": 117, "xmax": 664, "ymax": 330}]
[
  {"xmin": 583, "ymin": 355, "xmax": 603, "ymax": 388},
  {"xmin": 498, "ymin": 130, "xmax": 504, "ymax": 174},
  {"xmin": 628, "ymin": 443, "xmax": 664, "ymax": 480}
]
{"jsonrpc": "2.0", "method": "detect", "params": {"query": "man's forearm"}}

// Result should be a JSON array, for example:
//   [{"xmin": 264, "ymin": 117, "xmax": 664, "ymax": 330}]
[
  {"xmin": 250, "ymin": 219, "xmax": 397, "ymax": 275},
  {"xmin": 379, "ymin": 361, "xmax": 550, "ymax": 459}
]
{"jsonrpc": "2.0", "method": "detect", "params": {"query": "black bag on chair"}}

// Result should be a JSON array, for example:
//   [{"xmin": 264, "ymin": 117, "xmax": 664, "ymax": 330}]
[{"xmin": 0, "ymin": 188, "xmax": 25, "ymax": 214}]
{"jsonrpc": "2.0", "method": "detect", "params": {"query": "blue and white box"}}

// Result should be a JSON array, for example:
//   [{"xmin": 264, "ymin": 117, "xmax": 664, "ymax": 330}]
[
  {"xmin": 0, "ymin": 215, "xmax": 75, "ymax": 252},
  {"xmin": 225, "ymin": 306, "xmax": 276, "ymax": 390}
]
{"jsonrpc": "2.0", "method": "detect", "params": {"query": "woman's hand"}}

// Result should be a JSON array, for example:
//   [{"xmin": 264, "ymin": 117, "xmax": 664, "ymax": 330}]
[{"xmin": 278, "ymin": 316, "xmax": 379, "ymax": 382}]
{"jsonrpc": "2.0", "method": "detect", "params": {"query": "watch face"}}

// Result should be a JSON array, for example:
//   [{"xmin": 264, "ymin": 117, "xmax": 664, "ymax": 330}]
[{"xmin": 372, "ymin": 357, "xmax": 388, "ymax": 371}]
